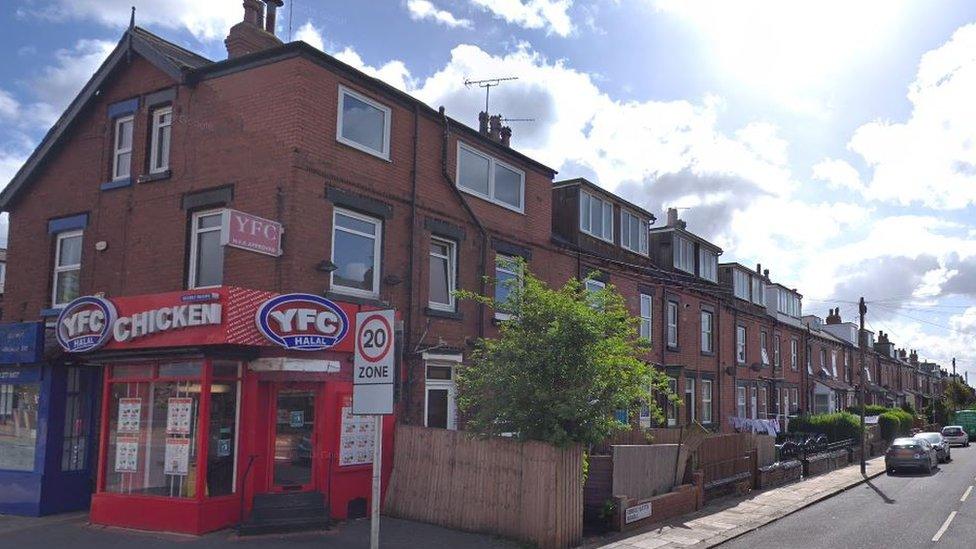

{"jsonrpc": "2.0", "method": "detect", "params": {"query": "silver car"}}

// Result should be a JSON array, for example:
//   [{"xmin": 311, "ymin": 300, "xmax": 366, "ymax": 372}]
[
  {"xmin": 885, "ymin": 437, "xmax": 938, "ymax": 474},
  {"xmin": 914, "ymin": 432, "xmax": 951, "ymax": 463},
  {"xmin": 941, "ymin": 425, "xmax": 970, "ymax": 447}
]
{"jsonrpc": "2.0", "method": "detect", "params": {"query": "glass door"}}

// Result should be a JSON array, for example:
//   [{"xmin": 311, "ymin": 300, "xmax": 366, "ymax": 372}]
[{"xmin": 272, "ymin": 385, "xmax": 317, "ymax": 491}]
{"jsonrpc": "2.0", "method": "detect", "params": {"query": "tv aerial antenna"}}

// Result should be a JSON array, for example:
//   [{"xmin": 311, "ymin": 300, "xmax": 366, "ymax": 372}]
[{"xmin": 464, "ymin": 76, "xmax": 518, "ymax": 113}]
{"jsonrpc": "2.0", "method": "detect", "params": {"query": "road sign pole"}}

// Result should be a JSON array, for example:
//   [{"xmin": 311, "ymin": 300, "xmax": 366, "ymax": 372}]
[{"xmin": 370, "ymin": 415, "xmax": 382, "ymax": 549}]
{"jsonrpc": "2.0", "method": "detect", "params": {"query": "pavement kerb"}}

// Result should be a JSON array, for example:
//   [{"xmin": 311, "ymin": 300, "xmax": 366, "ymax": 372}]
[{"xmin": 701, "ymin": 462, "xmax": 887, "ymax": 548}]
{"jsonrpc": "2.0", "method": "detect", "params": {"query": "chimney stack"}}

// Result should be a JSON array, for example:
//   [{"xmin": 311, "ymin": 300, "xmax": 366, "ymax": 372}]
[
  {"xmin": 226, "ymin": 0, "xmax": 284, "ymax": 59},
  {"xmin": 825, "ymin": 307, "xmax": 841, "ymax": 325},
  {"xmin": 763, "ymin": 268, "xmax": 769, "ymax": 279},
  {"xmin": 488, "ymin": 115, "xmax": 502, "ymax": 141},
  {"xmin": 500, "ymin": 126, "xmax": 512, "ymax": 147},
  {"xmin": 478, "ymin": 111, "xmax": 489, "ymax": 135},
  {"xmin": 667, "ymin": 208, "xmax": 679, "ymax": 227}
]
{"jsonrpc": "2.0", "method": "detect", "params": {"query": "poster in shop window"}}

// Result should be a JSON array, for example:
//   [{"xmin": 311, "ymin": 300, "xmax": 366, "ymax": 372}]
[
  {"xmin": 339, "ymin": 406, "xmax": 375, "ymax": 466},
  {"xmin": 117, "ymin": 398, "xmax": 142, "ymax": 433},
  {"xmin": 114, "ymin": 436, "xmax": 139, "ymax": 473},
  {"xmin": 166, "ymin": 397, "xmax": 193, "ymax": 435},
  {"xmin": 164, "ymin": 438, "xmax": 191, "ymax": 476}
]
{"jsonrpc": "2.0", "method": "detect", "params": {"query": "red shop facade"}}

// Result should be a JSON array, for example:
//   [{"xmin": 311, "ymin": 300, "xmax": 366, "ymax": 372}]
[{"xmin": 55, "ymin": 286, "xmax": 395, "ymax": 534}]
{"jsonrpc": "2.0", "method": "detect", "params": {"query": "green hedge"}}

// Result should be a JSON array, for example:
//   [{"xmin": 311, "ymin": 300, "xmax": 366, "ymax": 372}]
[
  {"xmin": 789, "ymin": 412, "xmax": 862, "ymax": 442},
  {"xmin": 878, "ymin": 408, "xmax": 914, "ymax": 441},
  {"xmin": 845, "ymin": 404, "xmax": 890, "ymax": 416}
]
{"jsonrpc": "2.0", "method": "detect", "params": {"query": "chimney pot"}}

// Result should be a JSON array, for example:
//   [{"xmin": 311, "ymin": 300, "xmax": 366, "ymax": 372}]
[
  {"xmin": 763, "ymin": 268, "xmax": 769, "ymax": 278},
  {"xmin": 500, "ymin": 126, "xmax": 512, "ymax": 147},
  {"xmin": 756, "ymin": 263, "xmax": 762, "ymax": 274},
  {"xmin": 264, "ymin": 0, "xmax": 284, "ymax": 35},
  {"xmin": 488, "ymin": 114, "xmax": 502, "ymax": 141},
  {"xmin": 478, "ymin": 111, "xmax": 489, "ymax": 135},
  {"xmin": 667, "ymin": 208, "xmax": 679, "ymax": 227}
]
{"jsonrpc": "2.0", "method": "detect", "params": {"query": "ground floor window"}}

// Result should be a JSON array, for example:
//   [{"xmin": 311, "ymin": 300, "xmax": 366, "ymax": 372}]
[
  {"xmin": 814, "ymin": 393, "xmax": 830, "ymax": 415},
  {"xmin": 425, "ymin": 360, "xmax": 457, "ymax": 430},
  {"xmin": 750, "ymin": 386, "xmax": 758, "ymax": 420},
  {"xmin": 666, "ymin": 377, "xmax": 678, "ymax": 427},
  {"xmin": 62, "ymin": 366, "xmax": 93, "ymax": 471},
  {"xmin": 103, "ymin": 360, "xmax": 240, "ymax": 499},
  {"xmin": 737, "ymin": 386, "xmax": 746, "ymax": 418},
  {"xmin": 701, "ymin": 379, "xmax": 713, "ymax": 424},
  {"xmin": 0, "ymin": 382, "xmax": 39, "ymax": 471},
  {"xmin": 759, "ymin": 386, "xmax": 767, "ymax": 418},
  {"xmin": 684, "ymin": 377, "xmax": 696, "ymax": 424}
]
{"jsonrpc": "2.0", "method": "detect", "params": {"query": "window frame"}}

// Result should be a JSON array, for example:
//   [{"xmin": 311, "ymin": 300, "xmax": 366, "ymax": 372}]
[
  {"xmin": 112, "ymin": 114, "xmax": 134, "ymax": 181},
  {"xmin": 774, "ymin": 335, "xmax": 782, "ymax": 368},
  {"xmin": 330, "ymin": 207, "xmax": 383, "ymax": 299},
  {"xmin": 456, "ymin": 142, "xmax": 525, "ymax": 213},
  {"xmin": 424, "ymin": 360, "xmax": 458, "ymax": 430},
  {"xmin": 149, "ymin": 106, "xmax": 173, "ymax": 174},
  {"xmin": 684, "ymin": 377, "xmax": 696, "ymax": 424},
  {"xmin": 700, "ymin": 309, "xmax": 714, "ymax": 354},
  {"xmin": 336, "ymin": 85, "xmax": 392, "ymax": 161},
  {"xmin": 639, "ymin": 293, "xmax": 653, "ymax": 342},
  {"xmin": 699, "ymin": 249, "xmax": 718, "ymax": 282},
  {"xmin": 579, "ymin": 190, "xmax": 614, "ymax": 243},
  {"xmin": 736, "ymin": 386, "xmax": 746, "ymax": 418},
  {"xmin": 494, "ymin": 254, "xmax": 522, "ymax": 320},
  {"xmin": 701, "ymin": 379, "xmax": 713, "ymax": 424},
  {"xmin": 760, "ymin": 330, "xmax": 769, "ymax": 366},
  {"xmin": 666, "ymin": 300, "xmax": 679, "ymax": 348},
  {"xmin": 733, "ymin": 269, "xmax": 750, "ymax": 300},
  {"xmin": 428, "ymin": 236, "xmax": 457, "ymax": 312},
  {"xmin": 620, "ymin": 209, "xmax": 648, "ymax": 254},
  {"xmin": 673, "ymin": 235, "xmax": 695, "ymax": 274},
  {"xmin": 52, "ymin": 229, "xmax": 83, "ymax": 308},
  {"xmin": 187, "ymin": 209, "xmax": 225, "ymax": 290},
  {"xmin": 736, "ymin": 325, "xmax": 747, "ymax": 364}
]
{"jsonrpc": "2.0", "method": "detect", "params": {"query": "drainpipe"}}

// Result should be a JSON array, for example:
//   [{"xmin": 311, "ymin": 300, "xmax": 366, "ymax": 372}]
[
  {"xmin": 439, "ymin": 107, "xmax": 489, "ymax": 339},
  {"xmin": 404, "ymin": 104, "xmax": 420, "ymax": 423}
]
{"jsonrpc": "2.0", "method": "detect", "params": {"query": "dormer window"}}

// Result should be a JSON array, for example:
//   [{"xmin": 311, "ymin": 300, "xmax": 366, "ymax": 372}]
[
  {"xmin": 751, "ymin": 277, "xmax": 765, "ymax": 306},
  {"xmin": 733, "ymin": 269, "xmax": 750, "ymax": 300},
  {"xmin": 580, "ymin": 191, "xmax": 613, "ymax": 242},
  {"xmin": 674, "ymin": 236, "xmax": 695, "ymax": 274},
  {"xmin": 777, "ymin": 289, "xmax": 801, "ymax": 317},
  {"xmin": 620, "ymin": 210, "xmax": 648, "ymax": 254},
  {"xmin": 699, "ymin": 250, "xmax": 717, "ymax": 282}
]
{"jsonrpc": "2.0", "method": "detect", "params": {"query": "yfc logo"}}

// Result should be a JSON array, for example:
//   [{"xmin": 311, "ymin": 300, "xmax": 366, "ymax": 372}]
[
  {"xmin": 255, "ymin": 294, "xmax": 349, "ymax": 351},
  {"xmin": 57, "ymin": 296, "xmax": 117, "ymax": 353}
]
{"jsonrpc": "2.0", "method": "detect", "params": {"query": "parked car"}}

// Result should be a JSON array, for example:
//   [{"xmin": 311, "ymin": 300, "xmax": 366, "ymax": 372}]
[
  {"xmin": 885, "ymin": 437, "xmax": 938, "ymax": 474},
  {"xmin": 950, "ymin": 410, "xmax": 976, "ymax": 441},
  {"xmin": 941, "ymin": 425, "xmax": 970, "ymax": 447},
  {"xmin": 914, "ymin": 432, "xmax": 951, "ymax": 463}
]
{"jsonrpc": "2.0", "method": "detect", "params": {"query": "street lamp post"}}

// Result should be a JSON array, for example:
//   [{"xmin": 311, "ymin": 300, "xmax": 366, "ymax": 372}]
[{"xmin": 859, "ymin": 297, "xmax": 867, "ymax": 475}]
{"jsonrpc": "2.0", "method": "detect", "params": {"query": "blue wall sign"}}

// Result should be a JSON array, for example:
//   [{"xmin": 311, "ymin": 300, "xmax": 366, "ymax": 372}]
[
  {"xmin": 0, "ymin": 365, "xmax": 42, "ymax": 383},
  {"xmin": 0, "ymin": 322, "xmax": 45, "ymax": 364}
]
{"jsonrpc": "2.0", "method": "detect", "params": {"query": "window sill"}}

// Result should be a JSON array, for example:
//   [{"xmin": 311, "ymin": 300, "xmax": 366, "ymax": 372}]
[
  {"xmin": 138, "ymin": 170, "xmax": 171, "ymax": 183},
  {"xmin": 100, "ymin": 177, "xmax": 132, "ymax": 191},
  {"xmin": 426, "ymin": 307, "xmax": 462, "ymax": 321},
  {"xmin": 457, "ymin": 186, "xmax": 524, "ymax": 215},
  {"xmin": 324, "ymin": 291, "xmax": 389, "ymax": 308},
  {"xmin": 701, "ymin": 350, "xmax": 715, "ymax": 357},
  {"xmin": 336, "ymin": 136, "xmax": 391, "ymax": 163},
  {"xmin": 666, "ymin": 345, "xmax": 680, "ymax": 352}
]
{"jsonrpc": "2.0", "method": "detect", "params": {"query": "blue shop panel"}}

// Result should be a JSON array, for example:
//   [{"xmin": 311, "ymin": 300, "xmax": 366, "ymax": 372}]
[{"xmin": 0, "ymin": 322, "xmax": 45, "ymax": 365}]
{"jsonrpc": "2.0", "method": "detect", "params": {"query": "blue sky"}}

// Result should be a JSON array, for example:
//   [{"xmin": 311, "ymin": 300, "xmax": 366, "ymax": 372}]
[{"xmin": 3, "ymin": 0, "xmax": 976, "ymax": 379}]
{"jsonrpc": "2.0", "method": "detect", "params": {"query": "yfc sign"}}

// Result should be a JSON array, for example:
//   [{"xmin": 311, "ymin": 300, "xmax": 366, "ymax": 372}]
[
  {"xmin": 255, "ymin": 294, "xmax": 350, "ymax": 351},
  {"xmin": 221, "ymin": 209, "xmax": 284, "ymax": 257},
  {"xmin": 57, "ymin": 294, "xmax": 222, "ymax": 353}
]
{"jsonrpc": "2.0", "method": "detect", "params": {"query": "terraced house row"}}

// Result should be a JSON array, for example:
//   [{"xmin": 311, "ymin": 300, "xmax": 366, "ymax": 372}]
[{"xmin": 0, "ymin": 0, "xmax": 951, "ymax": 535}]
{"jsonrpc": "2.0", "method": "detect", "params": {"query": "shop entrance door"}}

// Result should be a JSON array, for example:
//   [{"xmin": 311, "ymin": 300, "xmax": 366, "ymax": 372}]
[{"xmin": 271, "ymin": 384, "xmax": 319, "ymax": 492}]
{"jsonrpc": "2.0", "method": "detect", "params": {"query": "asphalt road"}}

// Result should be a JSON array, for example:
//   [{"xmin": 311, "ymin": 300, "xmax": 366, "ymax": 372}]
[{"xmin": 722, "ymin": 441, "xmax": 976, "ymax": 549}]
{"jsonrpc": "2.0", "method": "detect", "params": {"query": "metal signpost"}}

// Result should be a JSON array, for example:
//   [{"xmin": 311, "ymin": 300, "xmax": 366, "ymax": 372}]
[{"xmin": 354, "ymin": 309, "xmax": 396, "ymax": 549}]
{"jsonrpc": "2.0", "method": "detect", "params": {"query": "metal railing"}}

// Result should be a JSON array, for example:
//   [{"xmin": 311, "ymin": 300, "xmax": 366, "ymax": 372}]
[{"xmin": 775, "ymin": 432, "xmax": 854, "ymax": 461}]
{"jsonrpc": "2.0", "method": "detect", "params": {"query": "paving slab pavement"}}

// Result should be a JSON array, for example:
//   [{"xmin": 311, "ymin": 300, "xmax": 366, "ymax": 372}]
[{"xmin": 587, "ymin": 456, "xmax": 887, "ymax": 549}]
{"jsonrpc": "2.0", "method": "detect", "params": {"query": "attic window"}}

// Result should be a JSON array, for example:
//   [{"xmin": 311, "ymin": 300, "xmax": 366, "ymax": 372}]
[
  {"xmin": 337, "ymin": 86, "xmax": 391, "ymax": 160},
  {"xmin": 112, "ymin": 115, "xmax": 134, "ymax": 181}
]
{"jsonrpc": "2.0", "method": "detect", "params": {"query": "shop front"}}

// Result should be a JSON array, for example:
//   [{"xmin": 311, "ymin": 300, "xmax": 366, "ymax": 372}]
[
  {"xmin": 0, "ymin": 322, "xmax": 99, "ymax": 516},
  {"xmin": 55, "ymin": 287, "xmax": 395, "ymax": 534}
]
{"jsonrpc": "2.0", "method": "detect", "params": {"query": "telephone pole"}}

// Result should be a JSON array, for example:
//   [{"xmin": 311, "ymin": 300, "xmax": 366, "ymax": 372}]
[{"xmin": 859, "ymin": 297, "xmax": 867, "ymax": 475}]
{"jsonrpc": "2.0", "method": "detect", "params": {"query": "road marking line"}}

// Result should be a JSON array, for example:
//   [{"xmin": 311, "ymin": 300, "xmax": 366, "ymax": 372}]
[
  {"xmin": 962, "ymin": 486, "xmax": 973, "ymax": 502},
  {"xmin": 933, "ymin": 511, "xmax": 957, "ymax": 542}
]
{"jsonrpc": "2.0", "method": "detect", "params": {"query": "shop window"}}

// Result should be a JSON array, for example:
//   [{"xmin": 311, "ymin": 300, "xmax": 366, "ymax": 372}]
[
  {"xmin": 53, "ymin": 229, "xmax": 83, "ymax": 307},
  {"xmin": 331, "ymin": 208, "xmax": 382, "ymax": 298},
  {"xmin": 103, "ymin": 361, "xmax": 241, "ymax": 498},
  {"xmin": 188, "ymin": 209, "xmax": 224, "ymax": 289},
  {"xmin": 425, "ymin": 362, "xmax": 457, "ymax": 430},
  {"xmin": 61, "ymin": 367, "xmax": 91, "ymax": 471},
  {"xmin": 0, "ymin": 382, "xmax": 39, "ymax": 471},
  {"xmin": 149, "ymin": 106, "xmax": 172, "ymax": 174},
  {"xmin": 428, "ymin": 237, "xmax": 457, "ymax": 311}
]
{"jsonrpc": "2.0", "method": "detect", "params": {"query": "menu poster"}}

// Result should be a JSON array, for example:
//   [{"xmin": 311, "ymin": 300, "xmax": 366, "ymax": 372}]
[
  {"xmin": 339, "ymin": 406, "xmax": 375, "ymax": 467},
  {"xmin": 115, "ymin": 436, "xmax": 139, "ymax": 473},
  {"xmin": 166, "ymin": 397, "xmax": 193, "ymax": 435},
  {"xmin": 164, "ymin": 438, "xmax": 191, "ymax": 476},
  {"xmin": 117, "ymin": 398, "xmax": 142, "ymax": 433}
]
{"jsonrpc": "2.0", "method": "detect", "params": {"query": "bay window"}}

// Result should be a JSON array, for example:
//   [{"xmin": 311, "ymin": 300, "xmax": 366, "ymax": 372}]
[
  {"xmin": 331, "ymin": 208, "xmax": 382, "ymax": 298},
  {"xmin": 751, "ymin": 277, "xmax": 765, "ymax": 305},
  {"xmin": 733, "ymin": 269, "xmax": 750, "ymax": 300}
]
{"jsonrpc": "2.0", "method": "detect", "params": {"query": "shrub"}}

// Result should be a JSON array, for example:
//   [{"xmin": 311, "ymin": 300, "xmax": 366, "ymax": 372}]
[
  {"xmin": 900, "ymin": 402, "xmax": 917, "ymax": 417},
  {"xmin": 846, "ymin": 404, "xmax": 889, "ymax": 416},
  {"xmin": 789, "ymin": 412, "xmax": 862, "ymax": 442},
  {"xmin": 878, "ymin": 409, "xmax": 914, "ymax": 440}
]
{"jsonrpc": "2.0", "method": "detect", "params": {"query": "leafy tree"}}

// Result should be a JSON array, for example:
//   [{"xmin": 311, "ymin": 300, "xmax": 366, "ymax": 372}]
[
  {"xmin": 945, "ymin": 379, "xmax": 976, "ymax": 413},
  {"xmin": 455, "ymin": 259, "xmax": 677, "ymax": 448}
]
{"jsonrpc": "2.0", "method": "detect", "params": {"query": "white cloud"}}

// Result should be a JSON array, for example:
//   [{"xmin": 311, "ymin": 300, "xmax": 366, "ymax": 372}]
[
  {"xmin": 469, "ymin": 0, "xmax": 575, "ymax": 37},
  {"xmin": 23, "ymin": 0, "xmax": 241, "ymax": 42},
  {"xmin": 811, "ymin": 158, "xmax": 863, "ymax": 192},
  {"xmin": 294, "ymin": 21, "xmax": 325, "ymax": 51},
  {"xmin": 407, "ymin": 0, "xmax": 473, "ymax": 29},
  {"xmin": 839, "ymin": 23, "xmax": 976, "ymax": 209}
]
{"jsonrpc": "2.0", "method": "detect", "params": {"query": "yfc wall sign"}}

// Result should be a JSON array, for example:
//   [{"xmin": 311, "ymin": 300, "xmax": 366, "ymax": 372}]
[
  {"xmin": 221, "ymin": 209, "xmax": 284, "ymax": 257},
  {"xmin": 57, "ymin": 294, "xmax": 222, "ymax": 353},
  {"xmin": 255, "ymin": 294, "xmax": 350, "ymax": 351}
]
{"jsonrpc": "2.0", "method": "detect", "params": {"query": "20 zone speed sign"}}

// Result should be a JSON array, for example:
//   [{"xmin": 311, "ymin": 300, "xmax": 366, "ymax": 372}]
[{"xmin": 353, "ymin": 310, "xmax": 395, "ymax": 415}]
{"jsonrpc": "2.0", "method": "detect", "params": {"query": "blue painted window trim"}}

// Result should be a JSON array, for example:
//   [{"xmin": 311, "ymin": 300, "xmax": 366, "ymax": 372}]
[
  {"xmin": 100, "ymin": 177, "xmax": 132, "ymax": 191},
  {"xmin": 47, "ymin": 214, "xmax": 88, "ymax": 234},
  {"xmin": 39, "ymin": 308, "xmax": 63, "ymax": 318},
  {"xmin": 107, "ymin": 97, "xmax": 139, "ymax": 119}
]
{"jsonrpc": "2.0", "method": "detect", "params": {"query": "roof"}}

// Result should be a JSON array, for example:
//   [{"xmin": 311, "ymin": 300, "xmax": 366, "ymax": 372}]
[
  {"xmin": 814, "ymin": 376, "xmax": 853, "ymax": 392},
  {"xmin": 552, "ymin": 177, "xmax": 656, "ymax": 221},
  {"xmin": 131, "ymin": 27, "xmax": 212, "ymax": 70},
  {"xmin": 648, "ymin": 224, "xmax": 723, "ymax": 254}
]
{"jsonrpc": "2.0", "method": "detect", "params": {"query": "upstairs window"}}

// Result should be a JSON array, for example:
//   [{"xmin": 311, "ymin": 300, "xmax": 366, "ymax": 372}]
[
  {"xmin": 53, "ymin": 230, "xmax": 83, "ymax": 307},
  {"xmin": 112, "ymin": 115, "xmax": 134, "ymax": 181},
  {"xmin": 760, "ymin": 331, "xmax": 769, "ymax": 365},
  {"xmin": 751, "ymin": 277, "xmax": 765, "ymax": 305},
  {"xmin": 791, "ymin": 339, "xmax": 798, "ymax": 370},
  {"xmin": 699, "ymin": 250, "xmax": 717, "ymax": 282},
  {"xmin": 337, "ymin": 86, "xmax": 391, "ymax": 160},
  {"xmin": 701, "ymin": 310, "xmax": 714, "ymax": 353},
  {"xmin": 584, "ymin": 279, "xmax": 606, "ymax": 308},
  {"xmin": 0, "ymin": 262, "xmax": 5, "ymax": 293},
  {"xmin": 639, "ymin": 293, "xmax": 652, "ymax": 342},
  {"xmin": 774, "ymin": 335, "xmax": 782, "ymax": 368},
  {"xmin": 188, "ymin": 210, "xmax": 224, "ymax": 289},
  {"xmin": 736, "ymin": 325, "xmax": 746, "ymax": 364},
  {"xmin": 674, "ymin": 236, "xmax": 695, "ymax": 274},
  {"xmin": 457, "ymin": 143, "xmax": 524, "ymax": 211},
  {"xmin": 620, "ymin": 210, "xmax": 648, "ymax": 254},
  {"xmin": 331, "ymin": 208, "xmax": 382, "ymax": 298},
  {"xmin": 149, "ymin": 106, "xmax": 172, "ymax": 174},
  {"xmin": 580, "ymin": 191, "xmax": 613, "ymax": 242},
  {"xmin": 428, "ymin": 238, "xmax": 457, "ymax": 312},
  {"xmin": 733, "ymin": 269, "xmax": 750, "ymax": 300},
  {"xmin": 494, "ymin": 255, "xmax": 521, "ymax": 319},
  {"xmin": 667, "ymin": 300, "xmax": 679, "ymax": 347}
]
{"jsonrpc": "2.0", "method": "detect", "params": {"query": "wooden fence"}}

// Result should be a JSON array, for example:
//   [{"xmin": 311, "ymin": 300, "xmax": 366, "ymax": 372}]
[
  {"xmin": 384, "ymin": 425, "xmax": 583, "ymax": 549},
  {"xmin": 696, "ymin": 433, "xmax": 756, "ymax": 492}
]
